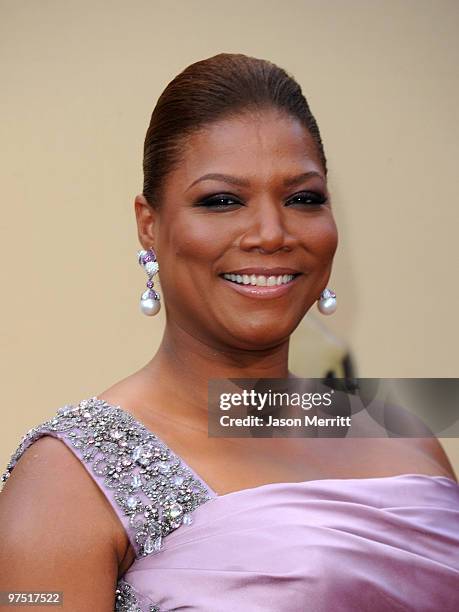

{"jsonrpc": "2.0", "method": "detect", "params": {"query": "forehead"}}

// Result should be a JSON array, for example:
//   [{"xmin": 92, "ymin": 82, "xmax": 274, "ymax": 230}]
[{"xmin": 169, "ymin": 109, "xmax": 325, "ymax": 190}]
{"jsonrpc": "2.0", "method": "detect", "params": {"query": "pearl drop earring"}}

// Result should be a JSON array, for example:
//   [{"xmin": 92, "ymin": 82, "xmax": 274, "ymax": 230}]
[
  {"xmin": 138, "ymin": 247, "xmax": 161, "ymax": 316},
  {"xmin": 317, "ymin": 288, "xmax": 337, "ymax": 315}
]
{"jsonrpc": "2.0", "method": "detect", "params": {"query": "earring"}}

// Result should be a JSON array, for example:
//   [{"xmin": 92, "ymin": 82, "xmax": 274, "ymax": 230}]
[
  {"xmin": 317, "ymin": 288, "xmax": 337, "ymax": 315},
  {"xmin": 138, "ymin": 247, "xmax": 161, "ymax": 316}
]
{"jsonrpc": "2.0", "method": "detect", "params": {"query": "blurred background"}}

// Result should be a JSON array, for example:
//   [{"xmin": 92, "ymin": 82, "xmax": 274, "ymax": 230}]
[{"xmin": 1, "ymin": 0, "xmax": 458, "ymax": 471}]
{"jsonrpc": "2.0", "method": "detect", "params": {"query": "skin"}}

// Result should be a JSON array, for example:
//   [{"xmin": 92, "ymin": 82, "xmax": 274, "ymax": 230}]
[
  {"xmin": 120, "ymin": 108, "xmax": 338, "ymax": 429},
  {"xmin": 143, "ymin": 108, "xmax": 337, "ymax": 353},
  {"xmin": 100, "ymin": 105, "xmax": 455, "ymax": 501},
  {"xmin": 1, "ymin": 107, "xmax": 456, "ymax": 607}
]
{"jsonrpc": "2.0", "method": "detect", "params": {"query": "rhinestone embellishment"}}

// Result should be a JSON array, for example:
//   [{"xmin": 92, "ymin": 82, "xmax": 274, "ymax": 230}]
[
  {"xmin": 1, "ymin": 396, "xmax": 213, "ymax": 559},
  {"xmin": 115, "ymin": 579, "xmax": 162, "ymax": 611}
]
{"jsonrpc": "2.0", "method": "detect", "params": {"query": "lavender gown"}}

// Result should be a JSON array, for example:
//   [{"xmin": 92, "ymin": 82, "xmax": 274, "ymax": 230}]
[{"xmin": 2, "ymin": 397, "xmax": 459, "ymax": 611}]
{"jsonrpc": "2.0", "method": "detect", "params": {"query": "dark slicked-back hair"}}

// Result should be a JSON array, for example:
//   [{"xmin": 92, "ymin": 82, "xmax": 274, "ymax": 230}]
[{"xmin": 142, "ymin": 53, "xmax": 327, "ymax": 207}]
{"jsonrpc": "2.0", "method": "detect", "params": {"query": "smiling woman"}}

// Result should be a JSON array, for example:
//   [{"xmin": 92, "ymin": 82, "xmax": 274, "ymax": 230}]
[
  {"xmin": 134, "ymin": 104, "xmax": 338, "ymax": 348},
  {"xmin": 1, "ymin": 53, "xmax": 458, "ymax": 612}
]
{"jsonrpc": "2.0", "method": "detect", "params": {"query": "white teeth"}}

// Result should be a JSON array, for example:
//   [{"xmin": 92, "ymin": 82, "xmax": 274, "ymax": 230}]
[{"xmin": 222, "ymin": 273, "xmax": 295, "ymax": 286}]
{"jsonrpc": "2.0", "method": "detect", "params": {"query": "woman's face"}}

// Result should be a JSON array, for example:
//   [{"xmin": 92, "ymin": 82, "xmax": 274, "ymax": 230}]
[{"xmin": 136, "ymin": 108, "xmax": 338, "ymax": 350}]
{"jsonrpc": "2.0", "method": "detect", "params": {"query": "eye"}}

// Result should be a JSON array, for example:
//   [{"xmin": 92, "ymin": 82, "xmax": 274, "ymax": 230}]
[
  {"xmin": 286, "ymin": 191, "xmax": 327, "ymax": 207},
  {"xmin": 197, "ymin": 194, "xmax": 243, "ymax": 210}
]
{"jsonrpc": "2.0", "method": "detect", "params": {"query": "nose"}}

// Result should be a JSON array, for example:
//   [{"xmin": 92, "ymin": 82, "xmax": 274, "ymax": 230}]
[{"xmin": 239, "ymin": 197, "xmax": 297, "ymax": 253}]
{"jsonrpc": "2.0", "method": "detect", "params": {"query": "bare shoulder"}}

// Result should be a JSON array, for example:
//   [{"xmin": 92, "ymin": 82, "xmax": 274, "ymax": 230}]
[
  {"xmin": 410, "ymin": 436, "xmax": 458, "ymax": 480},
  {"xmin": 0, "ymin": 435, "xmax": 130, "ymax": 609},
  {"xmin": 367, "ymin": 435, "xmax": 458, "ymax": 481}
]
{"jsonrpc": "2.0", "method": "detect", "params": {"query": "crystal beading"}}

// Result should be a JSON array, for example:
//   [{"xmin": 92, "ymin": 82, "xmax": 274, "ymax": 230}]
[
  {"xmin": 0, "ymin": 396, "xmax": 213, "ymax": 560},
  {"xmin": 115, "ymin": 578, "xmax": 162, "ymax": 611}
]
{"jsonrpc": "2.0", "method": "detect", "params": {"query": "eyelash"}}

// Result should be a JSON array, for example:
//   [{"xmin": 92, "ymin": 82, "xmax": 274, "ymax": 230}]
[{"xmin": 197, "ymin": 191, "xmax": 327, "ymax": 210}]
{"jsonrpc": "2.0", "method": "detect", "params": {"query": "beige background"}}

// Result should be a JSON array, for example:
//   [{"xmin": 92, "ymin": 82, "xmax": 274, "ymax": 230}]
[{"xmin": 1, "ymin": 0, "xmax": 458, "ymax": 472}]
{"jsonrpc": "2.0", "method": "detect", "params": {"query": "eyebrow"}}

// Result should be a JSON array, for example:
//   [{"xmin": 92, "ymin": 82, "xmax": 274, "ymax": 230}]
[{"xmin": 186, "ymin": 171, "xmax": 324, "ymax": 191}]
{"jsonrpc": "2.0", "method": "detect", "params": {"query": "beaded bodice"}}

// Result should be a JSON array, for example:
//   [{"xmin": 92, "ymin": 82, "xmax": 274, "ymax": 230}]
[
  {"xmin": 2, "ymin": 398, "xmax": 459, "ymax": 611},
  {"xmin": 1, "ymin": 396, "xmax": 216, "ymax": 611}
]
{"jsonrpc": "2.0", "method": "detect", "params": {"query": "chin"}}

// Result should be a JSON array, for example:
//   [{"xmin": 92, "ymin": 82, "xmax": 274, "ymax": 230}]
[{"xmin": 225, "ymin": 319, "xmax": 295, "ymax": 350}]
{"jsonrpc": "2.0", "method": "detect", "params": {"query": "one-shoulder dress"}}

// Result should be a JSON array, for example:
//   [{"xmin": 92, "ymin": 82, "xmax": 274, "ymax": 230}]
[{"xmin": 1, "ymin": 396, "xmax": 459, "ymax": 611}]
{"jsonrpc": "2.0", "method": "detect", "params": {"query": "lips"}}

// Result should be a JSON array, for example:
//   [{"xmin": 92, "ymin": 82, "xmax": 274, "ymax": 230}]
[
  {"xmin": 220, "ymin": 267, "xmax": 300, "ymax": 276},
  {"xmin": 219, "ymin": 268, "xmax": 302, "ymax": 299}
]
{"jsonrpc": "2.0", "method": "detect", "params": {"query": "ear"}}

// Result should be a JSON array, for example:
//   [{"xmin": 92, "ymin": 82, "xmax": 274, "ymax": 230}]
[{"xmin": 134, "ymin": 194, "xmax": 158, "ymax": 250}]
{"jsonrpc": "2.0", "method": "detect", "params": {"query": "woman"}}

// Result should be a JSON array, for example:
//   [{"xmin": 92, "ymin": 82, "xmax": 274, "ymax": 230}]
[{"xmin": 1, "ymin": 53, "xmax": 458, "ymax": 612}]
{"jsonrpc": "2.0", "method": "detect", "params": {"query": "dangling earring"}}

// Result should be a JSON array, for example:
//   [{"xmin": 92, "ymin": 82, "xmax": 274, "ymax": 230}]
[
  {"xmin": 138, "ymin": 247, "xmax": 161, "ymax": 316},
  {"xmin": 317, "ymin": 288, "xmax": 337, "ymax": 315}
]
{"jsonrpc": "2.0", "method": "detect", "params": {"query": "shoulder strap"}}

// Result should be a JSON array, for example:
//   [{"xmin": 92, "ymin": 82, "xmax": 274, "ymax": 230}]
[{"xmin": 1, "ymin": 396, "xmax": 213, "ymax": 559}]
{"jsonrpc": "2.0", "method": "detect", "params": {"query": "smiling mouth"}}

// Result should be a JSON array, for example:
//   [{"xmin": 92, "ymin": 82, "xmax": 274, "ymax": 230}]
[{"xmin": 220, "ymin": 273, "xmax": 301, "ymax": 287}]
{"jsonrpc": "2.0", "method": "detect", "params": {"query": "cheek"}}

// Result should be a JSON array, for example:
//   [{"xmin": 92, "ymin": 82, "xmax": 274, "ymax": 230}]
[
  {"xmin": 303, "ymin": 216, "xmax": 338, "ymax": 262},
  {"xmin": 158, "ymin": 213, "xmax": 229, "ymax": 273}
]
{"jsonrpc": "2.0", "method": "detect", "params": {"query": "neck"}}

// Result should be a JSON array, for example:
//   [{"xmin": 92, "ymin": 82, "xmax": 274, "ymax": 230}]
[{"xmin": 137, "ymin": 319, "xmax": 293, "ymax": 427}]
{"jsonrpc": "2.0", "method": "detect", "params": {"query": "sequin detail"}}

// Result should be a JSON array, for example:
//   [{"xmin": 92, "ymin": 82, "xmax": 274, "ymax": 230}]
[
  {"xmin": 1, "ymin": 396, "xmax": 213, "ymax": 558},
  {"xmin": 115, "ymin": 579, "xmax": 162, "ymax": 612}
]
